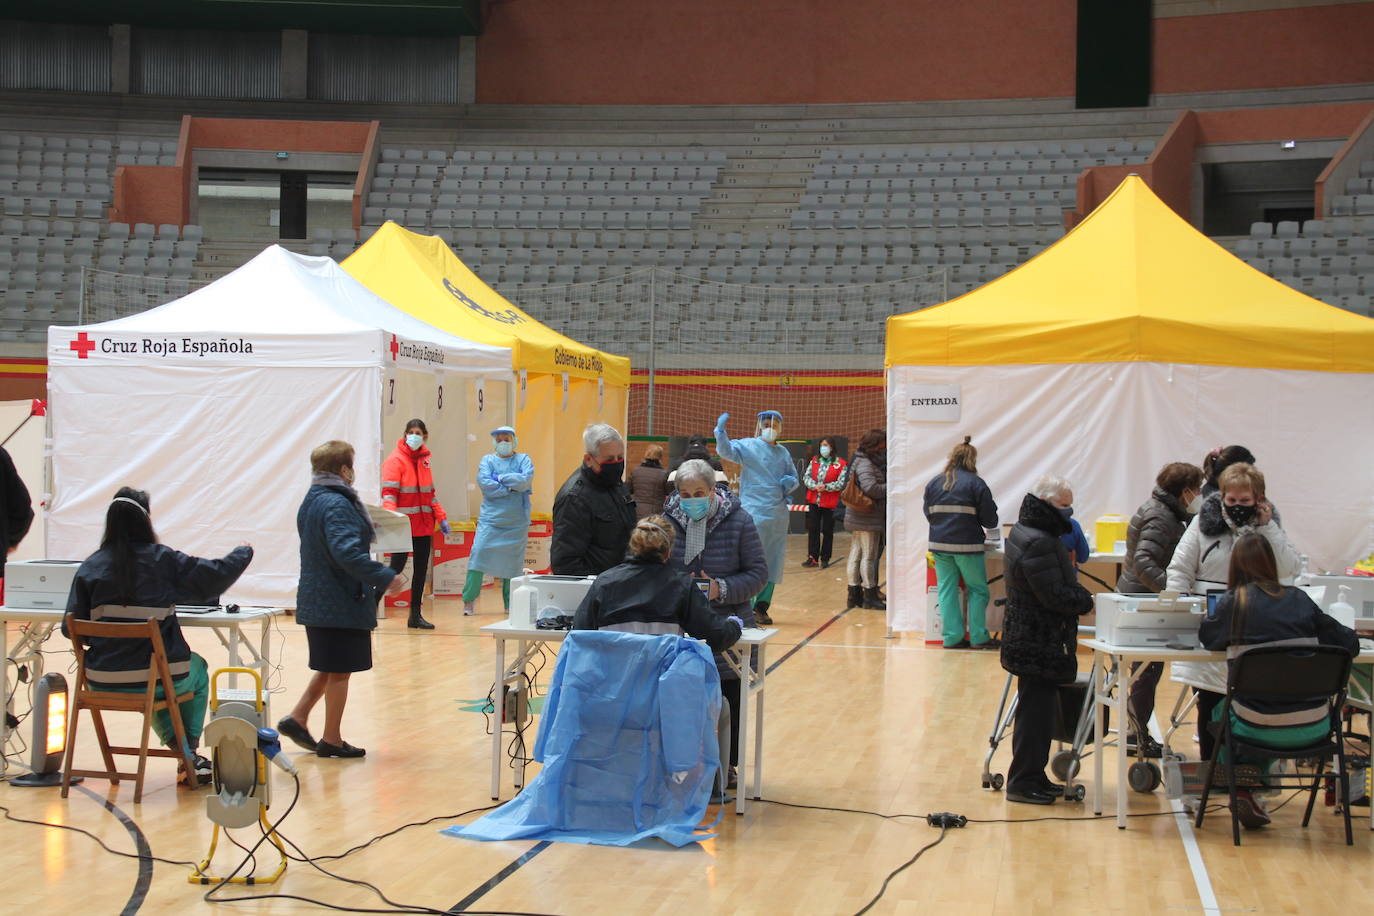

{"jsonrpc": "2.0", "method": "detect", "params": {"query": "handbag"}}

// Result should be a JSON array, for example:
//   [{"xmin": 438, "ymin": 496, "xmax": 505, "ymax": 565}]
[{"xmin": 840, "ymin": 467, "xmax": 875, "ymax": 513}]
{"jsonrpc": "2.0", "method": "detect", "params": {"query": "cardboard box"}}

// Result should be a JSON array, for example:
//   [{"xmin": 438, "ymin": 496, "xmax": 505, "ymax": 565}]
[{"xmin": 432, "ymin": 523, "xmax": 476, "ymax": 596}]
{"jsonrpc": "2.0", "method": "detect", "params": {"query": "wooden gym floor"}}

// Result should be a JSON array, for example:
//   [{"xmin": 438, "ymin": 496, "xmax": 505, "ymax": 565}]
[{"xmin": 2, "ymin": 532, "xmax": 1368, "ymax": 915}]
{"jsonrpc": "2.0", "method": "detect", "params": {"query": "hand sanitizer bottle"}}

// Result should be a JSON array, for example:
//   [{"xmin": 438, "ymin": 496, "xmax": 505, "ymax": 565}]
[
  {"xmin": 1295, "ymin": 554, "xmax": 1312, "ymax": 587},
  {"xmin": 1329, "ymin": 586, "xmax": 1356, "ymax": 628}
]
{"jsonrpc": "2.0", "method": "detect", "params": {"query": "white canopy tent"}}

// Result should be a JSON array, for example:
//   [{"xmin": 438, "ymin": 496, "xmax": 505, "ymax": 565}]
[{"xmin": 46, "ymin": 246, "xmax": 513, "ymax": 606}]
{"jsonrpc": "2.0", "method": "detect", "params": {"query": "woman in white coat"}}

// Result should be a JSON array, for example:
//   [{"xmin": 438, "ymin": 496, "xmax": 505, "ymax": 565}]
[{"xmin": 1165, "ymin": 462, "xmax": 1300, "ymax": 760}]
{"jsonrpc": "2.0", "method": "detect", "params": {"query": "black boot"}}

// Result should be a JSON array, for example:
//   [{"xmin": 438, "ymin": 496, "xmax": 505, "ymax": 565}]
[
  {"xmin": 753, "ymin": 601, "xmax": 773, "ymax": 626},
  {"xmin": 862, "ymin": 587, "xmax": 886, "ymax": 610},
  {"xmin": 846, "ymin": 585, "xmax": 864, "ymax": 609},
  {"xmin": 407, "ymin": 610, "xmax": 435, "ymax": 630}
]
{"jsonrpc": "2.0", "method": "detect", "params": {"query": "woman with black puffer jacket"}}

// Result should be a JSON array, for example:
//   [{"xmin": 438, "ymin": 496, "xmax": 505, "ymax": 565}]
[
  {"xmin": 1000, "ymin": 474, "xmax": 1094, "ymax": 806},
  {"xmin": 1116, "ymin": 461, "xmax": 1205, "ymax": 757}
]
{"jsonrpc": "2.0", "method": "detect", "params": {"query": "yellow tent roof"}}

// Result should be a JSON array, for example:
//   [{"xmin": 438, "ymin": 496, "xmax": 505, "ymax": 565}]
[
  {"xmin": 886, "ymin": 176, "xmax": 1374, "ymax": 373},
  {"xmin": 343, "ymin": 222, "xmax": 631, "ymax": 386}
]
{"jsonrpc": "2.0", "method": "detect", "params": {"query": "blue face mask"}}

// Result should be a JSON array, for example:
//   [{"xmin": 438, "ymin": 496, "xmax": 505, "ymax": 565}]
[
  {"xmin": 494, "ymin": 440, "xmax": 515, "ymax": 457},
  {"xmin": 681, "ymin": 496, "xmax": 711, "ymax": 521},
  {"xmin": 405, "ymin": 433, "xmax": 424, "ymax": 450},
  {"xmin": 1058, "ymin": 505, "xmax": 1074, "ymax": 519},
  {"xmin": 819, "ymin": 445, "xmax": 832, "ymax": 458}
]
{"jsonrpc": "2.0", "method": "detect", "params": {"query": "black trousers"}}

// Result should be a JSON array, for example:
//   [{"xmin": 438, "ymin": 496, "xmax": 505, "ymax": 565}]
[
  {"xmin": 721, "ymin": 677, "xmax": 741, "ymax": 767},
  {"xmin": 805, "ymin": 505, "xmax": 836, "ymax": 562},
  {"xmin": 1009, "ymin": 675, "xmax": 1059, "ymax": 792},
  {"xmin": 1128, "ymin": 661, "xmax": 1164, "ymax": 733},
  {"xmin": 388, "ymin": 535, "xmax": 432, "ymax": 615},
  {"xmin": 1195, "ymin": 688, "xmax": 1224, "ymax": 761}
]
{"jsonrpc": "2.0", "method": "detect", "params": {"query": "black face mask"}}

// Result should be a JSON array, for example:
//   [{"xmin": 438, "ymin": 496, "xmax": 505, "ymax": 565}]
[
  {"xmin": 1224, "ymin": 502, "xmax": 1257, "ymax": 527},
  {"xmin": 593, "ymin": 459, "xmax": 624, "ymax": 487}
]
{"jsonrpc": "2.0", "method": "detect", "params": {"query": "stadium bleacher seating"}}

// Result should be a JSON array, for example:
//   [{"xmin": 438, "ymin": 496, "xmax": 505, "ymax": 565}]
[{"xmin": 4, "ymin": 128, "xmax": 1372, "ymax": 346}]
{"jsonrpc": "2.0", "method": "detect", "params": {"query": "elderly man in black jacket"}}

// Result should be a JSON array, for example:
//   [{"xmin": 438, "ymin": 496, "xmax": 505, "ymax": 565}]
[
  {"xmin": 1001, "ymin": 474, "xmax": 1094, "ymax": 805},
  {"xmin": 551, "ymin": 423, "xmax": 638, "ymax": 577}
]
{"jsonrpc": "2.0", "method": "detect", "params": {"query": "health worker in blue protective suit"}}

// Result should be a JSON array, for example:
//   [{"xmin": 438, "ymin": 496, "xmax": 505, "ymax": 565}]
[
  {"xmin": 464, "ymin": 426, "xmax": 534, "ymax": 615},
  {"xmin": 713, "ymin": 409, "xmax": 797, "ymax": 625}
]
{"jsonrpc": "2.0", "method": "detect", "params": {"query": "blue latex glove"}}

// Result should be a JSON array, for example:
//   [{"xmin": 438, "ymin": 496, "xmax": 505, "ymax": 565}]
[
  {"xmin": 780, "ymin": 474, "xmax": 798, "ymax": 493},
  {"xmin": 716, "ymin": 412, "xmax": 729, "ymax": 428},
  {"xmin": 439, "ymin": 520, "xmax": 451, "ymax": 536},
  {"xmin": 727, "ymin": 615, "xmax": 744, "ymax": 630}
]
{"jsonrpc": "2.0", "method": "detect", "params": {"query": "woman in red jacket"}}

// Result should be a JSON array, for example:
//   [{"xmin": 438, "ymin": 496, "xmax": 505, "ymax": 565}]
[
  {"xmin": 381, "ymin": 418, "xmax": 449, "ymax": 630},
  {"xmin": 802, "ymin": 436, "xmax": 848, "ymax": 569}
]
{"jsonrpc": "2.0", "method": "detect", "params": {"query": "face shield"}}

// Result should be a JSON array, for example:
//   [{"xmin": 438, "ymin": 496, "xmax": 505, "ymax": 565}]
[{"xmin": 756, "ymin": 410, "xmax": 783, "ymax": 443}]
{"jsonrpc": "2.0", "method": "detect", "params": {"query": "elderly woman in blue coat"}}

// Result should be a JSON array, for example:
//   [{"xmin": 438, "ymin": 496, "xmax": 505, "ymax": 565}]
[
  {"xmin": 713, "ymin": 410, "xmax": 797, "ymax": 625},
  {"xmin": 277, "ymin": 440, "xmax": 405, "ymax": 759},
  {"xmin": 664, "ymin": 458, "xmax": 769, "ymax": 783},
  {"xmin": 463, "ymin": 426, "xmax": 534, "ymax": 616}
]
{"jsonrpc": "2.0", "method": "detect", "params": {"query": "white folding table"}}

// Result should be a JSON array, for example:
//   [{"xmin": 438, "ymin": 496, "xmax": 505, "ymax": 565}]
[
  {"xmin": 2, "ymin": 604, "xmax": 285, "ymax": 770},
  {"xmin": 480, "ymin": 622, "xmax": 779, "ymax": 815}
]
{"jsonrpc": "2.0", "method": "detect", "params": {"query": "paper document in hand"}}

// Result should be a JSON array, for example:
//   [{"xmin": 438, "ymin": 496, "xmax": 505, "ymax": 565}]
[{"xmin": 367, "ymin": 504, "xmax": 412, "ymax": 554}]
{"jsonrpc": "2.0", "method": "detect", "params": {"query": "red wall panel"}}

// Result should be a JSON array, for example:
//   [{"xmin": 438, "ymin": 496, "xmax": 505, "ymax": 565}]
[
  {"xmin": 477, "ymin": 0, "xmax": 1077, "ymax": 105},
  {"xmin": 476, "ymin": 1, "xmax": 1373, "ymax": 105},
  {"xmin": 1154, "ymin": 5, "xmax": 1374, "ymax": 95}
]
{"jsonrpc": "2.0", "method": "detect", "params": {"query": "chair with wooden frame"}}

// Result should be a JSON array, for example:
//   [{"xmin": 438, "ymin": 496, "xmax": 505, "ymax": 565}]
[{"xmin": 61, "ymin": 614, "xmax": 198, "ymax": 803}]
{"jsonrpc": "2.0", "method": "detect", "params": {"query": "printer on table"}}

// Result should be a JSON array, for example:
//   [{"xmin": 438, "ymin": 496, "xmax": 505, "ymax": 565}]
[
  {"xmin": 507, "ymin": 574, "xmax": 597, "ymax": 629},
  {"xmin": 1095, "ymin": 591, "xmax": 1206, "ymax": 648},
  {"xmin": 5, "ymin": 559, "xmax": 83, "ymax": 610}
]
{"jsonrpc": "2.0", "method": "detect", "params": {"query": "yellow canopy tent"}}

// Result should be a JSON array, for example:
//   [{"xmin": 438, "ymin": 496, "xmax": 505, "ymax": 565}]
[
  {"xmin": 884, "ymin": 176, "xmax": 1374, "ymax": 631},
  {"xmin": 343, "ymin": 222, "xmax": 631, "ymax": 520}
]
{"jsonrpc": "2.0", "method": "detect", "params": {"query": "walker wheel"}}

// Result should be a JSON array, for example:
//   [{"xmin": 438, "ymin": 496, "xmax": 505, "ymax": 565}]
[
  {"xmin": 991, "ymin": 773, "xmax": 1004, "ymax": 791},
  {"xmin": 1128, "ymin": 761, "xmax": 1162, "ymax": 794},
  {"xmin": 1068, "ymin": 784, "xmax": 1086, "ymax": 802},
  {"xmin": 1051, "ymin": 750, "xmax": 1080, "ymax": 782}
]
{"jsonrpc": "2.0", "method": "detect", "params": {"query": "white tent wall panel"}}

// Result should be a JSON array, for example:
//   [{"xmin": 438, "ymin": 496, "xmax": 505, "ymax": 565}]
[
  {"xmin": 460, "ymin": 376, "xmax": 514, "ymax": 523},
  {"xmin": 381, "ymin": 365, "xmax": 476, "ymax": 523},
  {"xmin": 48, "ymin": 365, "xmax": 379, "ymax": 607},
  {"xmin": 886, "ymin": 362, "xmax": 1374, "ymax": 633}
]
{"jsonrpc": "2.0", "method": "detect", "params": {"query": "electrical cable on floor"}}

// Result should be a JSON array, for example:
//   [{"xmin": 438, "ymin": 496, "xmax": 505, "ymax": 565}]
[
  {"xmin": 304, "ymin": 802, "xmax": 503, "ymax": 862},
  {"xmin": 753, "ymin": 790, "xmax": 1312, "ymax": 915},
  {"xmin": 201, "ymin": 777, "xmax": 559, "ymax": 915},
  {"xmin": 850, "ymin": 824, "xmax": 950, "ymax": 916},
  {"xmin": 0, "ymin": 802, "xmax": 198, "ymax": 867}
]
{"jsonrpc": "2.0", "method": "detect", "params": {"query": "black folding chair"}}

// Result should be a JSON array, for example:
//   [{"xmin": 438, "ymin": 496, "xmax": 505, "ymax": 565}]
[{"xmin": 1194, "ymin": 645, "xmax": 1354, "ymax": 846}]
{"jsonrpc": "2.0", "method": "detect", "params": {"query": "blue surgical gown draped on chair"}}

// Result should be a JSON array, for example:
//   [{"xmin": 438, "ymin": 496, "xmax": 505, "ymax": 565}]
[{"xmin": 443, "ymin": 630, "xmax": 723, "ymax": 848}]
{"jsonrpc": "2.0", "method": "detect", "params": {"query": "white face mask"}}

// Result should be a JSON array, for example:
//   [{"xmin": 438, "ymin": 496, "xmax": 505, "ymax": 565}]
[
  {"xmin": 1186, "ymin": 492, "xmax": 1203, "ymax": 514},
  {"xmin": 760, "ymin": 427, "xmax": 779, "ymax": 444}
]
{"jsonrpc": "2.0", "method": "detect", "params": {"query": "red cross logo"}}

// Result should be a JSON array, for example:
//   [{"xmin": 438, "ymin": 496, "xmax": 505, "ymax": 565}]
[
  {"xmin": 70, "ymin": 332, "xmax": 95, "ymax": 359},
  {"xmin": 389, "ymin": 334, "xmax": 399, "ymax": 360}
]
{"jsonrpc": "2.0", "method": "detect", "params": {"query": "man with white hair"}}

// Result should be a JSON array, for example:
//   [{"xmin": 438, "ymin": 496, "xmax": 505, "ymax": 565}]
[
  {"xmin": 1000, "ymin": 473, "xmax": 1094, "ymax": 805},
  {"xmin": 551, "ymin": 423, "xmax": 637, "ymax": 577}
]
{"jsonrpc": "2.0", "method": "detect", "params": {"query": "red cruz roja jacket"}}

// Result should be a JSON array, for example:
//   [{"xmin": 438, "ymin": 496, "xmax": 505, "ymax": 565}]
[{"xmin": 381, "ymin": 437, "xmax": 448, "ymax": 537}]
